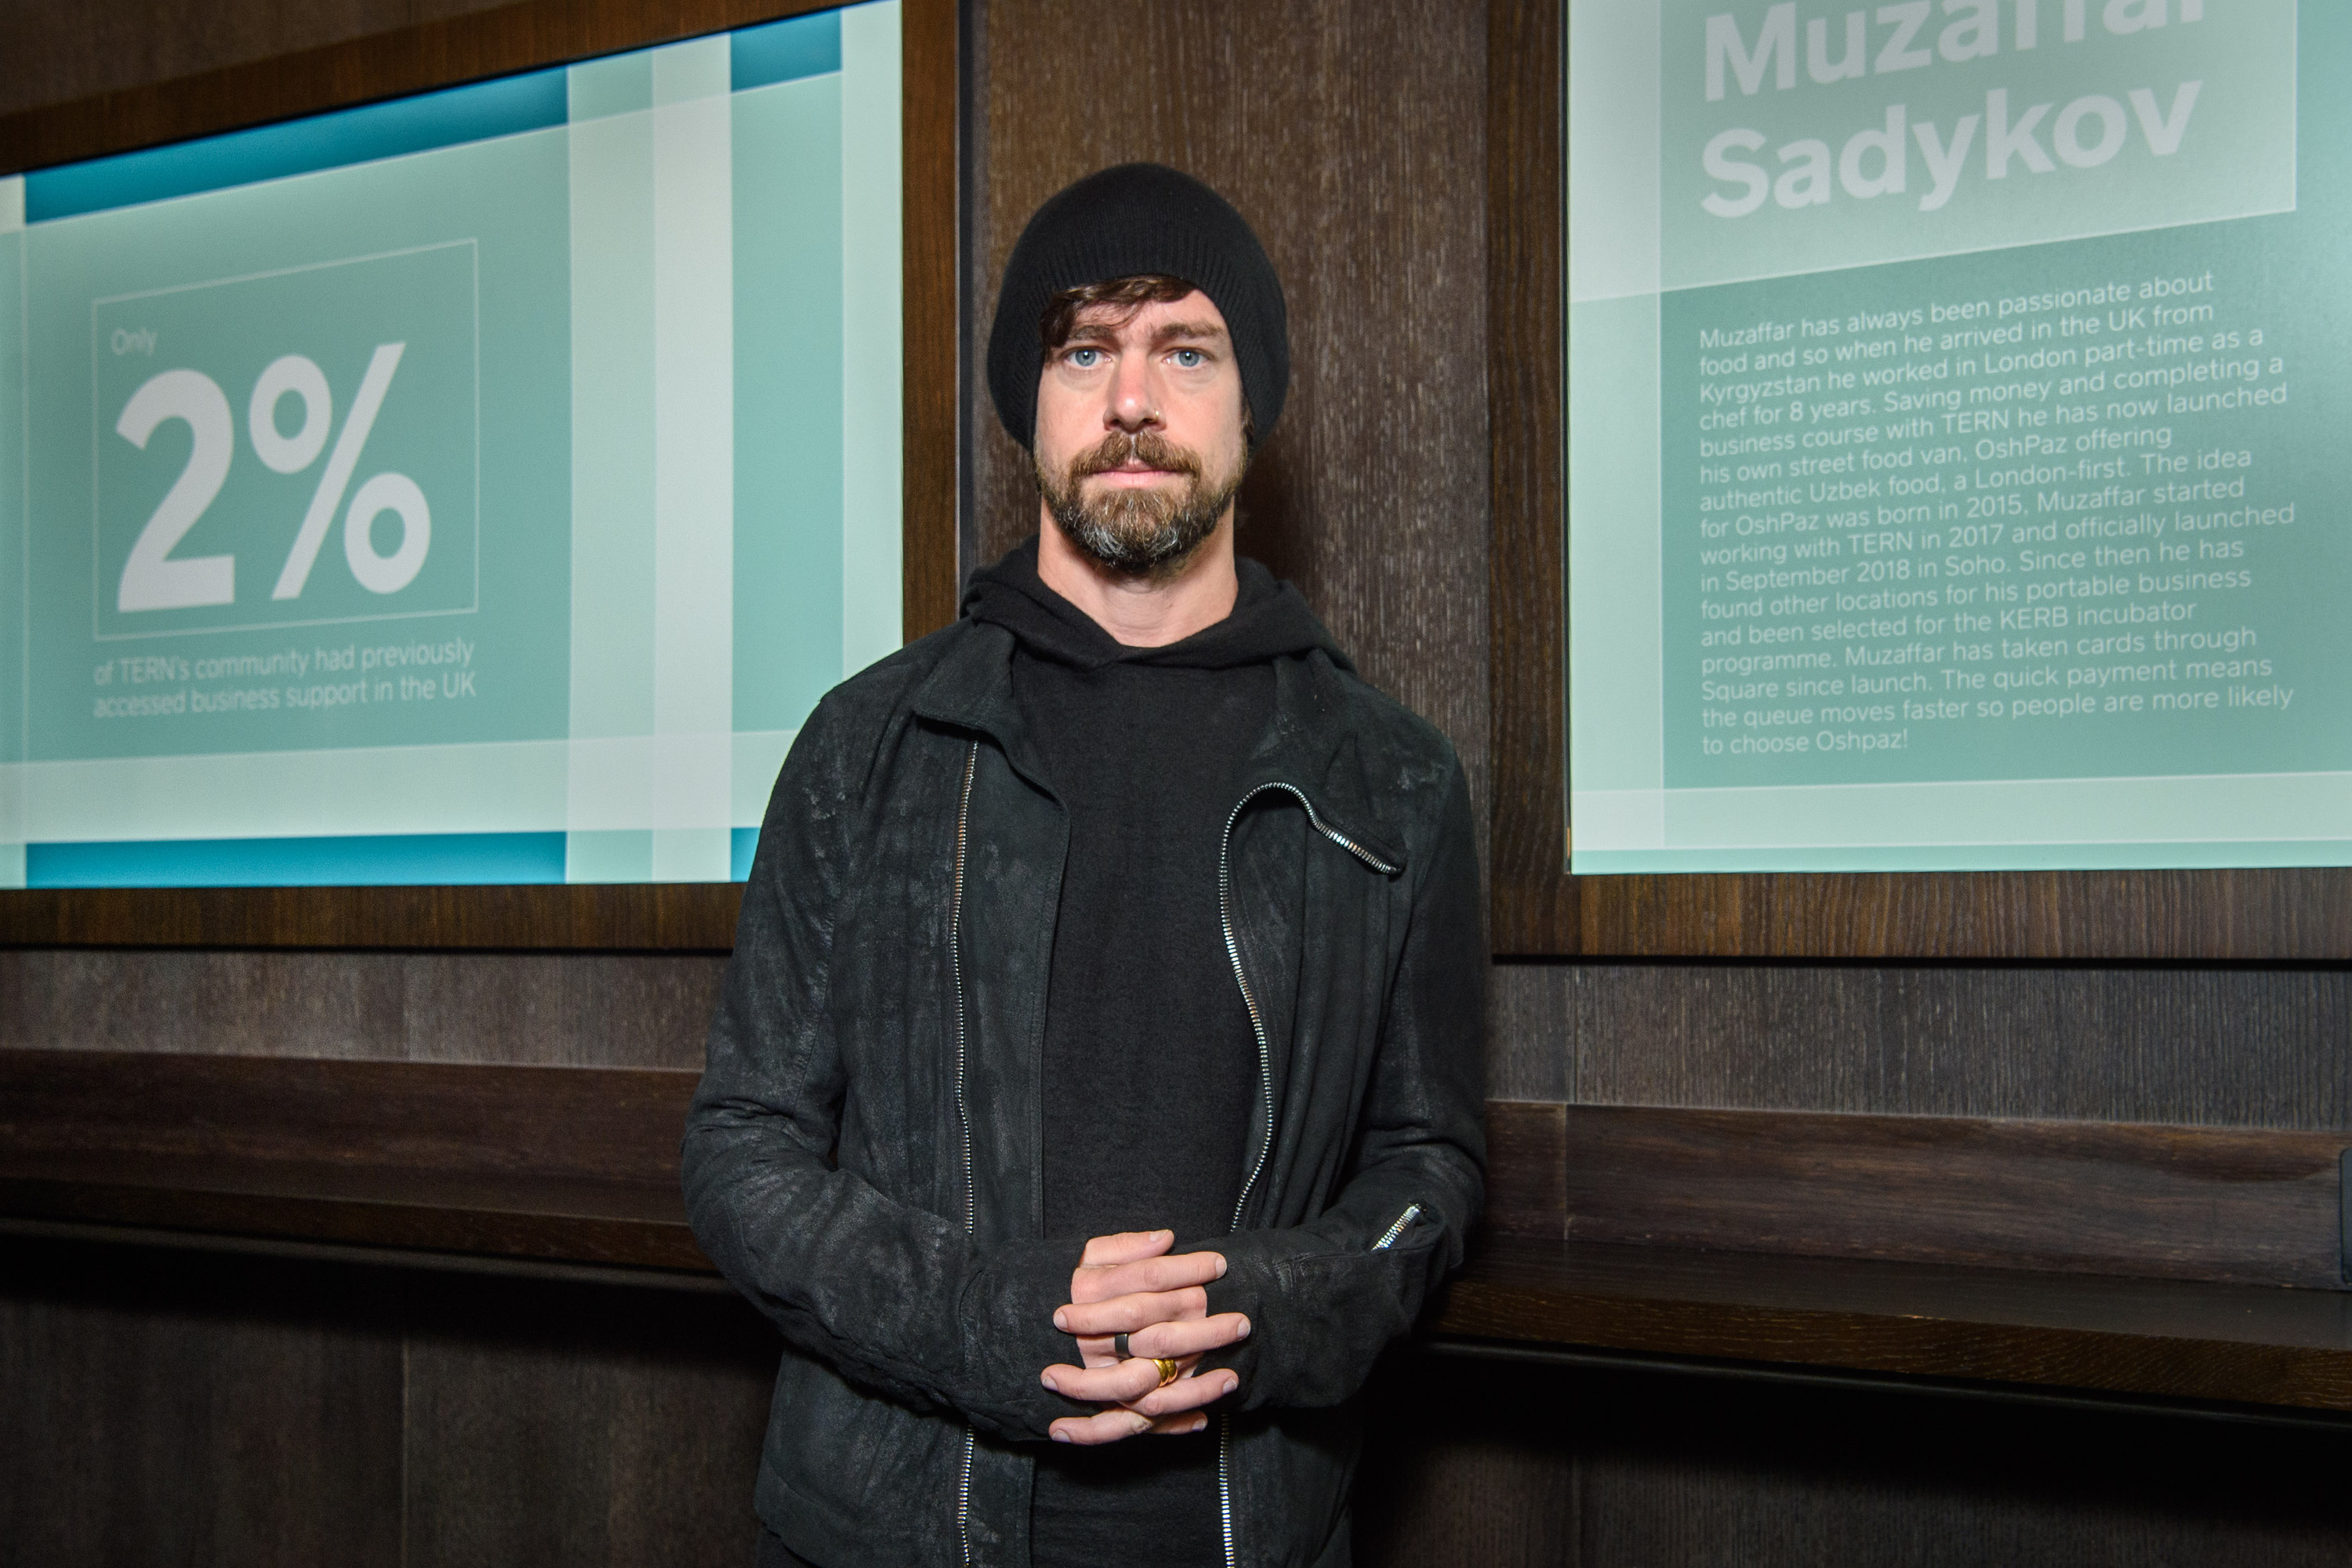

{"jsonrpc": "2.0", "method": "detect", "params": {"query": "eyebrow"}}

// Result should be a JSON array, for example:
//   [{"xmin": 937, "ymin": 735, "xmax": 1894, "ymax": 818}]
[
  {"xmin": 1151, "ymin": 320, "xmax": 1228, "ymax": 346},
  {"xmin": 1060, "ymin": 317, "xmax": 1230, "ymax": 350}
]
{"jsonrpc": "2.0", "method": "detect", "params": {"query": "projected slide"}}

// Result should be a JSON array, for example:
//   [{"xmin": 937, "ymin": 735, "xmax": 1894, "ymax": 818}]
[
  {"xmin": 1566, "ymin": 1, "xmax": 2352, "ymax": 871},
  {"xmin": 0, "ymin": 2, "xmax": 903, "ymax": 887}
]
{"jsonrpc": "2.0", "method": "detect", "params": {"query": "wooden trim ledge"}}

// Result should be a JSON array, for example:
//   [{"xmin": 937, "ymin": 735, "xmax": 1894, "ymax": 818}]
[
  {"xmin": 0, "ymin": 1167, "xmax": 706, "ymax": 1271},
  {"xmin": 1440, "ymin": 1236, "xmax": 2352, "ymax": 1415},
  {"xmin": 6, "ymin": 1051, "xmax": 2347, "ymax": 1413},
  {"xmin": 7, "ymin": 1183, "xmax": 2347, "ymax": 1414}
]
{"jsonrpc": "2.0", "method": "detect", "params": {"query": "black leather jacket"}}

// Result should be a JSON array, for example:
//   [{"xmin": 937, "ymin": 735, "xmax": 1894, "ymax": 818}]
[{"xmin": 683, "ymin": 612, "xmax": 1486, "ymax": 1568}]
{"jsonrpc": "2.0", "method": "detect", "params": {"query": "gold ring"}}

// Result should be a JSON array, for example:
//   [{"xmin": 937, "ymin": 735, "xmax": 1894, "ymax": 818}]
[{"xmin": 1152, "ymin": 1358, "xmax": 1181, "ymax": 1388}]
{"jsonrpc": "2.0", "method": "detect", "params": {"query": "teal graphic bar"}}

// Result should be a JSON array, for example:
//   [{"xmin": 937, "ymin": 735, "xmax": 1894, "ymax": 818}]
[
  {"xmin": 28, "ymin": 833, "xmax": 568, "ymax": 887},
  {"xmin": 732, "ymin": 12, "xmax": 844, "ymax": 91}
]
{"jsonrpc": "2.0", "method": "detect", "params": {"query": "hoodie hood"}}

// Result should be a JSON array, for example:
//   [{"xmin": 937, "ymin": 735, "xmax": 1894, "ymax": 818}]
[{"xmin": 960, "ymin": 535, "xmax": 1349, "ymax": 673}]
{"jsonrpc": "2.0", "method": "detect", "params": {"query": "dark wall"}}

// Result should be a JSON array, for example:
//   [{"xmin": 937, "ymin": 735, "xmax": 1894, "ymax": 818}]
[
  {"xmin": 6, "ymin": 0, "xmax": 2352, "ymax": 1564},
  {"xmin": 0, "ymin": 0, "xmax": 516, "ymax": 119},
  {"xmin": 2, "ymin": 1238, "xmax": 775, "ymax": 1568},
  {"xmin": 966, "ymin": 0, "xmax": 1494, "ymax": 825}
]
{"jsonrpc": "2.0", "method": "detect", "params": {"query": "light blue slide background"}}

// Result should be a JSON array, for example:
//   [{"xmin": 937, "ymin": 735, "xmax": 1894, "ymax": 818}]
[
  {"xmin": 1569, "ymin": 0, "xmax": 2352, "ymax": 873},
  {"xmin": 0, "ymin": 2, "xmax": 904, "ymax": 887}
]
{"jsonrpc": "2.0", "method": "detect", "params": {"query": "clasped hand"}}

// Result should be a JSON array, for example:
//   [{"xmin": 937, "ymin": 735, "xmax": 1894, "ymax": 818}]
[{"xmin": 1040, "ymin": 1229, "xmax": 1250, "ymax": 1446}]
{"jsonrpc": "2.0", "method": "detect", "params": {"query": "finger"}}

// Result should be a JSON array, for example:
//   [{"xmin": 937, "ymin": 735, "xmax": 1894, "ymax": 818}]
[
  {"xmin": 1070, "ymin": 1250, "xmax": 1228, "ymax": 1303},
  {"xmin": 1040, "ymin": 1359, "xmax": 1162, "ymax": 1405},
  {"xmin": 1056, "ymin": 1287, "xmax": 1208, "ymax": 1335},
  {"xmin": 1077, "ymin": 1230, "xmax": 1174, "ymax": 1269},
  {"xmin": 1050, "ymin": 1408, "xmax": 1205, "ymax": 1446},
  {"xmin": 1071, "ymin": 1327, "xmax": 1229, "ymax": 1369},
  {"xmin": 1122, "ymin": 1367, "xmax": 1239, "ymax": 1421},
  {"xmin": 1120, "ymin": 1313, "xmax": 1250, "ymax": 1361},
  {"xmin": 1054, "ymin": 1410, "xmax": 1214, "ymax": 1448}
]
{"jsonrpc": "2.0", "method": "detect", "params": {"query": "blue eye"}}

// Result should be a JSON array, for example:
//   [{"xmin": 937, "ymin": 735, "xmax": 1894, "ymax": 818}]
[
  {"xmin": 1068, "ymin": 347, "xmax": 1102, "ymax": 368},
  {"xmin": 1173, "ymin": 349, "xmax": 1204, "ymax": 368}
]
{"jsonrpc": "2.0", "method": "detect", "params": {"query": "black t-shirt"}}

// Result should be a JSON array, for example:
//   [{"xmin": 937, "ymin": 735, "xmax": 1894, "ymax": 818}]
[{"xmin": 960, "ymin": 539, "xmax": 1339, "ymax": 1568}]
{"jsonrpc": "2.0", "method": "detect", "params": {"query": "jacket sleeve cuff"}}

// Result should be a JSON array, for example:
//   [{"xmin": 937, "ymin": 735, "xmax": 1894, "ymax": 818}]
[
  {"xmin": 1194, "ymin": 1221, "xmax": 1448, "ymax": 1410},
  {"xmin": 960, "ymin": 1236, "xmax": 1094, "ymax": 1441}
]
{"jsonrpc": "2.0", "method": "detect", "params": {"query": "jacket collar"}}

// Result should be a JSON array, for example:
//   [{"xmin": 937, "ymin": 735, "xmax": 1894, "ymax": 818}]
[{"xmin": 908, "ymin": 619, "xmax": 1407, "ymax": 872}]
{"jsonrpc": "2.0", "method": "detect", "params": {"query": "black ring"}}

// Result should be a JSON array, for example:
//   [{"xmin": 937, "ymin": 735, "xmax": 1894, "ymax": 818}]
[{"xmin": 1113, "ymin": 1332, "xmax": 1132, "ymax": 1359}]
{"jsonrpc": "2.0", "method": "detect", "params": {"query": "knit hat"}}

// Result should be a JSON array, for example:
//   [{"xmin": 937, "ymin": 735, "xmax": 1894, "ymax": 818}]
[{"xmin": 985, "ymin": 163, "xmax": 1288, "ymax": 449}]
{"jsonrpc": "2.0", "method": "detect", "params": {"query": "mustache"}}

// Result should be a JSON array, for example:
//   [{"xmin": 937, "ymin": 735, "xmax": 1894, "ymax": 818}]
[{"xmin": 1066, "ymin": 429, "xmax": 1203, "ymax": 481}]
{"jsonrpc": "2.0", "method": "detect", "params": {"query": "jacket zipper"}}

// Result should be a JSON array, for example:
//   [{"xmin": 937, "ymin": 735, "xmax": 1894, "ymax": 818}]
[
  {"xmin": 951, "ymin": 742, "xmax": 979, "ymax": 1567},
  {"xmin": 1215, "ymin": 782, "xmax": 1400, "ymax": 1568},
  {"xmin": 1373, "ymin": 1203, "xmax": 1422, "ymax": 1250}
]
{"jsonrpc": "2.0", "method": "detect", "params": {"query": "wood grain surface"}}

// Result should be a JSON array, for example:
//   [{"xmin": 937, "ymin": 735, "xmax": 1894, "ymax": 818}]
[
  {"xmin": 9, "ymin": 1232, "xmax": 2350, "ymax": 1568},
  {"xmin": 0, "ymin": 1236, "xmax": 773, "ymax": 1568},
  {"xmin": 21, "ymin": 1187, "xmax": 2352, "ymax": 1415},
  {"xmin": 0, "ymin": 1241, "xmax": 407, "ymax": 1568},
  {"xmin": 1355, "ymin": 1347, "xmax": 1577, "ymax": 1568},
  {"xmin": 0, "ymin": 1048, "xmax": 709, "ymax": 1266},
  {"xmin": 1559, "ymin": 1104, "xmax": 2350, "ymax": 1289},
  {"xmin": 0, "ymin": 0, "xmax": 512, "ymax": 122},
  {"xmin": 11, "ymin": 1050, "xmax": 2349, "ymax": 1414},
  {"xmin": 0, "ymin": 0, "xmax": 840, "ymax": 172},
  {"xmin": 1363, "ymin": 1339, "xmax": 2352, "ymax": 1567},
  {"xmin": 1, "ymin": 1178, "xmax": 708, "ymax": 1270},
  {"xmin": 1484, "ymin": 0, "xmax": 1568, "ymax": 946},
  {"xmin": 1521, "ymin": 958, "xmax": 2352, "ymax": 1130},
  {"xmin": 0, "ymin": 947, "xmax": 724, "ymax": 1067},
  {"xmin": 900, "ymin": 0, "xmax": 962, "ymax": 639},
  {"xmin": 399, "ymin": 1269, "xmax": 774, "ymax": 1566},
  {"xmin": 1501, "ymin": 869, "xmax": 2352, "ymax": 960},
  {"xmin": 970, "ymin": 0, "xmax": 1495, "ymax": 815},
  {"xmin": 1440, "ymin": 1237, "xmax": 2352, "ymax": 1414},
  {"xmin": 0, "ymin": 1049, "xmax": 698, "ymax": 1183},
  {"xmin": 1483, "ymin": 1099, "xmax": 1568, "ymax": 1240},
  {"xmin": 0, "ymin": 883, "xmax": 746, "ymax": 951},
  {"xmin": 1500, "ymin": 1341, "xmax": 2352, "ymax": 1568}
]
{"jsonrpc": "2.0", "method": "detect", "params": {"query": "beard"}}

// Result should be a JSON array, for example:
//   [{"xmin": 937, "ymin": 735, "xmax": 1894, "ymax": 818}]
[{"xmin": 1037, "ymin": 428, "xmax": 1246, "ymax": 578}]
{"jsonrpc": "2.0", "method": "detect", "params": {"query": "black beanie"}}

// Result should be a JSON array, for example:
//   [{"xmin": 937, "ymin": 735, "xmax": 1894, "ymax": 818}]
[{"xmin": 985, "ymin": 163, "xmax": 1288, "ymax": 450}]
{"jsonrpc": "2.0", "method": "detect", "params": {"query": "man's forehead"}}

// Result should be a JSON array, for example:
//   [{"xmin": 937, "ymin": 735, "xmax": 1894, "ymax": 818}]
[{"xmin": 1070, "ymin": 289, "xmax": 1229, "ymax": 337}]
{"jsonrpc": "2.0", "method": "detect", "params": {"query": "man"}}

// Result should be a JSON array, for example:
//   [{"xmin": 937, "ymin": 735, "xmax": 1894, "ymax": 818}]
[{"xmin": 684, "ymin": 162, "xmax": 1484, "ymax": 1568}]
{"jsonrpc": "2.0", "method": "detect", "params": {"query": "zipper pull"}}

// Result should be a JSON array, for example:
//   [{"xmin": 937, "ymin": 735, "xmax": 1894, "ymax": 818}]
[{"xmin": 1371, "ymin": 1203, "xmax": 1422, "ymax": 1251}]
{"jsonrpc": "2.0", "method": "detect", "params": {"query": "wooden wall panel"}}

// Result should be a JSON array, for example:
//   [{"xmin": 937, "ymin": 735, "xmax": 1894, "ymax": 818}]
[
  {"xmin": 401, "ymin": 1276, "xmax": 773, "ymax": 1568},
  {"xmin": 1568, "ymin": 1358, "xmax": 2352, "ymax": 1567},
  {"xmin": 1367, "ymin": 1348, "xmax": 2352, "ymax": 1567},
  {"xmin": 0, "ymin": 0, "xmax": 514, "ymax": 121},
  {"xmin": 1487, "ymin": 960, "xmax": 2352, "ymax": 1131},
  {"xmin": 1483, "ymin": 0, "xmax": 1566, "ymax": 943},
  {"xmin": 1557, "ymin": 1105, "xmax": 2348, "ymax": 1288},
  {"xmin": 1516, "ymin": 870, "xmax": 2352, "ymax": 963},
  {"xmin": 0, "ymin": 1240, "xmax": 405, "ymax": 1568},
  {"xmin": 971, "ymin": 0, "xmax": 1494, "ymax": 816},
  {"xmin": 1490, "ymin": 960, "xmax": 1575, "ymax": 1102},
  {"xmin": 1356, "ymin": 1352, "xmax": 1577, "ymax": 1568},
  {"xmin": 0, "ymin": 949, "xmax": 722, "ymax": 1069},
  {"xmin": 0, "ymin": 1237, "xmax": 776, "ymax": 1568}
]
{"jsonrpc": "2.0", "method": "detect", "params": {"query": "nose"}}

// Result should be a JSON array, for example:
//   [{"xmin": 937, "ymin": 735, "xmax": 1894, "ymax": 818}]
[{"xmin": 1107, "ymin": 351, "xmax": 1160, "ymax": 433}]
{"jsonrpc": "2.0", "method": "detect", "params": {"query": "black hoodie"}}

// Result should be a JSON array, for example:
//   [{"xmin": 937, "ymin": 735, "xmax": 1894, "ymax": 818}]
[{"xmin": 960, "ymin": 537, "xmax": 1345, "ymax": 1568}]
